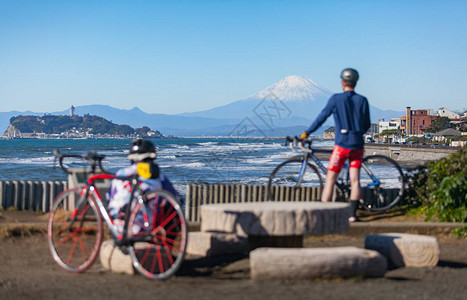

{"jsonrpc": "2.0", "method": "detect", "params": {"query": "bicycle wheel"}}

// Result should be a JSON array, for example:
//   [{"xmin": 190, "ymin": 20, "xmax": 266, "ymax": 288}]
[
  {"xmin": 267, "ymin": 156, "xmax": 324, "ymax": 201},
  {"xmin": 48, "ymin": 188, "xmax": 103, "ymax": 273},
  {"xmin": 127, "ymin": 190, "xmax": 187, "ymax": 280},
  {"xmin": 359, "ymin": 155, "xmax": 404, "ymax": 211}
]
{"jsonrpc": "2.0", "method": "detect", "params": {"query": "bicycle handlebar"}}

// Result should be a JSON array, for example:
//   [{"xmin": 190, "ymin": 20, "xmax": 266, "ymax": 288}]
[
  {"xmin": 285, "ymin": 136, "xmax": 313, "ymax": 153},
  {"xmin": 53, "ymin": 149, "xmax": 108, "ymax": 175}
]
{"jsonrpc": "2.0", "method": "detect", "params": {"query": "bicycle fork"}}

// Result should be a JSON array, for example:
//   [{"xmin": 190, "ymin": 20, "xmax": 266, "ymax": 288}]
[
  {"xmin": 296, "ymin": 157, "xmax": 310, "ymax": 187},
  {"xmin": 361, "ymin": 164, "xmax": 380, "ymax": 189}
]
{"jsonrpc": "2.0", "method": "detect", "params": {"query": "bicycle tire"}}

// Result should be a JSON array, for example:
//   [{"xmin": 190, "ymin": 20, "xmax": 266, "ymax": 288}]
[
  {"xmin": 127, "ymin": 190, "xmax": 187, "ymax": 280},
  {"xmin": 359, "ymin": 155, "xmax": 404, "ymax": 211},
  {"xmin": 267, "ymin": 156, "xmax": 324, "ymax": 201},
  {"xmin": 47, "ymin": 188, "xmax": 103, "ymax": 273}
]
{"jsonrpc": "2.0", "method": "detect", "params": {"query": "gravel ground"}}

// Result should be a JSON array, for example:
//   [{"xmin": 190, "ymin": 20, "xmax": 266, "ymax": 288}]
[{"xmin": 0, "ymin": 211, "xmax": 466, "ymax": 300}]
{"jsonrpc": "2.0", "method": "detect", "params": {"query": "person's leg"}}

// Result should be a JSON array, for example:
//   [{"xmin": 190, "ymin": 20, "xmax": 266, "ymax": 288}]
[
  {"xmin": 347, "ymin": 148, "xmax": 364, "ymax": 222},
  {"xmin": 321, "ymin": 170, "xmax": 339, "ymax": 202},
  {"xmin": 348, "ymin": 164, "xmax": 362, "ymax": 222},
  {"xmin": 349, "ymin": 167, "xmax": 361, "ymax": 201}
]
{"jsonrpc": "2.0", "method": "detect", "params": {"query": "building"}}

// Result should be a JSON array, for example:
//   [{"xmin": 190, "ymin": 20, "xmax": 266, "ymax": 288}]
[
  {"xmin": 377, "ymin": 118, "xmax": 401, "ymax": 134},
  {"xmin": 437, "ymin": 108, "xmax": 467, "ymax": 130},
  {"xmin": 437, "ymin": 107, "xmax": 461, "ymax": 119},
  {"xmin": 433, "ymin": 128, "xmax": 463, "ymax": 147},
  {"xmin": 367, "ymin": 123, "xmax": 379, "ymax": 135},
  {"xmin": 433, "ymin": 128, "xmax": 461, "ymax": 141},
  {"xmin": 400, "ymin": 107, "xmax": 436, "ymax": 136}
]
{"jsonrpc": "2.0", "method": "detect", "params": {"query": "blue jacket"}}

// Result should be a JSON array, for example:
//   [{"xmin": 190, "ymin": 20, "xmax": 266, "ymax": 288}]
[{"xmin": 306, "ymin": 91, "xmax": 370, "ymax": 150}]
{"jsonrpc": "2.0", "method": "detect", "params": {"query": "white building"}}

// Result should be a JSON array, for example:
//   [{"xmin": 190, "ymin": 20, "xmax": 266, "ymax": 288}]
[
  {"xmin": 437, "ymin": 108, "xmax": 461, "ymax": 119},
  {"xmin": 377, "ymin": 118, "xmax": 401, "ymax": 134}
]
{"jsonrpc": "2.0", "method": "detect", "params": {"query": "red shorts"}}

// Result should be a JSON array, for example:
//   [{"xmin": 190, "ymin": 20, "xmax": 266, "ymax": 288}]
[{"xmin": 328, "ymin": 145, "xmax": 364, "ymax": 173}]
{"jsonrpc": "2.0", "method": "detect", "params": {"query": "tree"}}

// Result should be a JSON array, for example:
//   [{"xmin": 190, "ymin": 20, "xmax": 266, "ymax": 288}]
[
  {"xmin": 380, "ymin": 128, "xmax": 402, "ymax": 143},
  {"xmin": 427, "ymin": 116, "xmax": 451, "ymax": 133}
]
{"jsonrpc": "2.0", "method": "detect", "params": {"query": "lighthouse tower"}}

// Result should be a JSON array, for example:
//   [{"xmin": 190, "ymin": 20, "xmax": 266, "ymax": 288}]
[{"xmin": 70, "ymin": 105, "xmax": 75, "ymax": 117}]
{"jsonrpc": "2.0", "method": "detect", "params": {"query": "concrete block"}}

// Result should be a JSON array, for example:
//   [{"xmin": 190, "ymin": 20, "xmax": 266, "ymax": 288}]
[
  {"xmin": 187, "ymin": 231, "xmax": 248, "ymax": 257},
  {"xmin": 99, "ymin": 240, "xmax": 134, "ymax": 275},
  {"xmin": 200, "ymin": 202, "xmax": 350, "ymax": 237},
  {"xmin": 365, "ymin": 233, "xmax": 440, "ymax": 268},
  {"xmin": 250, "ymin": 247, "xmax": 387, "ymax": 280}
]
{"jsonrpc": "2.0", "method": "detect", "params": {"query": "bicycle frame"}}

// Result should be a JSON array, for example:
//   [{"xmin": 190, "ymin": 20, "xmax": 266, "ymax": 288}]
[
  {"xmin": 295, "ymin": 141, "xmax": 381, "ymax": 193},
  {"xmin": 292, "ymin": 140, "xmax": 378, "ymax": 196},
  {"xmin": 293, "ymin": 143, "xmax": 336, "ymax": 186},
  {"xmin": 73, "ymin": 173, "xmax": 147, "ymax": 246}
]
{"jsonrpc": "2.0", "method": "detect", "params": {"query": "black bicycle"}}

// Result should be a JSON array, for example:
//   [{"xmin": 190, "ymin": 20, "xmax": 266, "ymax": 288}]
[
  {"xmin": 48, "ymin": 150, "xmax": 187, "ymax": 280},
  {"xmin": 267, "ymin": 137, "xmax": 404, "ymax": 211}
]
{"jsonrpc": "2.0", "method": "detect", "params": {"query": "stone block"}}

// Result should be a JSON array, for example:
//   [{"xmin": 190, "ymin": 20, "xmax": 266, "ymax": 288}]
[
  {"xmin": 187, "ymin": 231, "xmax": 248, "ymax": 257},
  {"xmin": 365, "ymin": 233, "xmax": 440, "ymax": 268},
  {"xmin": 250, "ymin": 247, "xmax": 387, "ymax": 280},
  {"xmin": 200, "ymin": 202, "xmax": 350, "ymax": 237},
  {"xmin": 99, "ymin": 240, "xmax": 134, "ymax": 275}
]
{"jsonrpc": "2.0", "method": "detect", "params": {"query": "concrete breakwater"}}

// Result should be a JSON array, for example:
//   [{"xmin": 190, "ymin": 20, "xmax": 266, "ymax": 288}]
[{"xmin": 363, "ymin": 145, "xmax": 457, "ymax": 167}]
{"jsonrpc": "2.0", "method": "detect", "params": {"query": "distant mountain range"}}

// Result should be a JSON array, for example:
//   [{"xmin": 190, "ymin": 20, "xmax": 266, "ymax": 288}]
[{"xmin": 1, "ymin": 75, "xmax": 404, "ymax": 137}]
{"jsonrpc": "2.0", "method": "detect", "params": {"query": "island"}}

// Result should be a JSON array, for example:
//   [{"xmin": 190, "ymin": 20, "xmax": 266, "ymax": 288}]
[{"xmin": 2, "ymin": 114, "xmax": 163, "ymax": 139}]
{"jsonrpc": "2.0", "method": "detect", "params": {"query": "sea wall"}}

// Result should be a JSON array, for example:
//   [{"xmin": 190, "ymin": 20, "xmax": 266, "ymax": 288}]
[{"xmin": 364, "ymin": 145, "xmax": 457, "ymax": 167}]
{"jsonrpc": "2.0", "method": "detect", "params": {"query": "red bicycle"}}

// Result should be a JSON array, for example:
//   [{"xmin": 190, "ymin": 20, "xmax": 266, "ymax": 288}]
[{"xmin": 47, "ymin": 150, "xmax": 187, "ymax": 280}]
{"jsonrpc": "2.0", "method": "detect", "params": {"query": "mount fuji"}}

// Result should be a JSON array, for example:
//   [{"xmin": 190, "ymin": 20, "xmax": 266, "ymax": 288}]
[
  {"xmin": 180, "ymin": 75, "xmax": 332, "ymax": 120},
  {"xmin": 252, "ymin": 75, "xmax": 332, "ymax": 102}
]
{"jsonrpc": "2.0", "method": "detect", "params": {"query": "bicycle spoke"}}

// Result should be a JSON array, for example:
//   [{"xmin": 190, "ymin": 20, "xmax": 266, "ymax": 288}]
[
  {"xmin": 77, "ymin": 235, "xmax": 94, "ymax": 257},
  {"xmin": 48, "ymin": 188, "xmax": 103, "ymax": 273},
  {"xmin": 164, "ymin": 245, "xmax": 175, "ymax": 265},
  {"xmin": 267, "ymin": 157, "xmax": 324, "ymax": 201},
  {"xmin": 138, "ymin": 246, "xmax": 151, "ymax": 266},
  {"xmin": 165, "ymin": 218, "xmax": 181, "ymax": 233},
  {"xmin": 360, "ymin": 155, "xmax": 404, "ymax": 211},
  {"xmin": 154, "ymin": 236, "xmax": 181, "ymax": 251},
  {"xmin": 77, "ymin": 235, "xmax": 90, "ymax": 264},
  {"xmin": 66, "ymin": 237, "xmax": 78, "ymax": 265},
  {"xmin": 128, "ymin": 190, "xmax": 187, "ymax": 280},
  {"xmin": 54, "ymin": 232, "xmax": 75, "ymax": 249},
  {"xmin": 156, "ymin": 247, "xmax": 165, "ymax": 273},
  {"xmin": 153, "ymin": 211, "xmax": 178, "ymax": 235}
]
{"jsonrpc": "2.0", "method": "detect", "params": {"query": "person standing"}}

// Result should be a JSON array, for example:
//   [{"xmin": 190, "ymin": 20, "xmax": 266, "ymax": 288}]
[{"xmin": 300, "ymin": 68, "xmax": 371, "ymax": 222}]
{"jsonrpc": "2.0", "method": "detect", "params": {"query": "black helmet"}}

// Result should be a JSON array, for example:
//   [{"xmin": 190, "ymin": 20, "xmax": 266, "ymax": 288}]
[
  {"xmin": 340, "ymin": 68, "xmax": 359, "ymax": 83},
  {"xmin": 128, "ymin": 139, "xmax": 156, "ymax": 161}
]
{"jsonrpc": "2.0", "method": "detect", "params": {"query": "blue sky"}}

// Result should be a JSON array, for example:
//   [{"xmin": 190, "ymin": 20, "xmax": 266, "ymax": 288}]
[{"xmin": 1, "ymin": 0, "xmax": 466, "ymax": 114}]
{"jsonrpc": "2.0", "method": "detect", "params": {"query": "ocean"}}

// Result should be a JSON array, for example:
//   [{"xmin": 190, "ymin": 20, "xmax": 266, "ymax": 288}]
[{"xmin": 0, "ymin": 138, "xmax": 336, "ymax": 195}]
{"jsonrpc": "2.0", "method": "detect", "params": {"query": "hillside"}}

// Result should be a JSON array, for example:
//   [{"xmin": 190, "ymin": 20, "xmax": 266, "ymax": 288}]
[{"xmin": 4, "ymin": 114, "xmax": 163, "ymax": 138}]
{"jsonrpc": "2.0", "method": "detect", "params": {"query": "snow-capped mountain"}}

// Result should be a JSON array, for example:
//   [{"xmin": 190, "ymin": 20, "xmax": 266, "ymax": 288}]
[
  {"xmin": 180, "ymin": 75, "xmax": 332, "ymax": 120},
  {"xmin": 250, "ymin": 75, "xmax": 332, "ymax": 102}
]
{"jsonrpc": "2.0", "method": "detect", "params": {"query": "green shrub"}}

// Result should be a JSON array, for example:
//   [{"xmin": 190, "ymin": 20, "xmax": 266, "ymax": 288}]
[
  {"xmin": 451, "ymin": 226, "xmax": 467, "ymax": 239},
  {"xmin": 404, "ymin": 146, "xmax": 467, "ymax": 222},
  {"xmin": 426, "ymin": 171, "xmax": 467, "ymax": 222}
]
